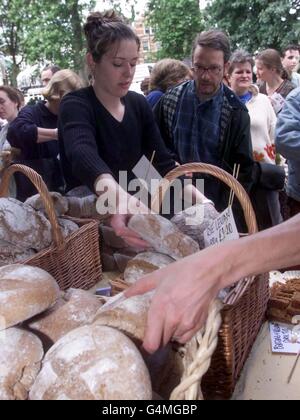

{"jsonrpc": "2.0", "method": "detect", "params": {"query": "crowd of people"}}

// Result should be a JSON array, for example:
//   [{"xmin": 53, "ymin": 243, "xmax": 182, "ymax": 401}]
[{"xmin": 0, "ymin": 10, "xmax": 300, "ymax": 351}]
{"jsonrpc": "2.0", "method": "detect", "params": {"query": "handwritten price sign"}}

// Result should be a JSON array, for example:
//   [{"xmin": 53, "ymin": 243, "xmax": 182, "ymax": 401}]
[{"xmin": 204, "ymin": 206, "xmax": 239, "ymax": 248}]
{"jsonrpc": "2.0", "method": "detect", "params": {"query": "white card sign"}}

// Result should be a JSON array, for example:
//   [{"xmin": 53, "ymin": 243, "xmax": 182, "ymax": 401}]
[
  {"xmin": 204, "ymin": 206, "xmax": 239, "ymax": 248},
  {"xmin": 270, "ymin": 322, "xmax": 300, "ymax": 354}
]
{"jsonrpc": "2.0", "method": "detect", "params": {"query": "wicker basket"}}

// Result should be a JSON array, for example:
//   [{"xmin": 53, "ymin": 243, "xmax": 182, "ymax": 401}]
[
  {"xmin": 0, "ymin": 164, "xmax": 102, "ymax": 291},
  {"xmin": 152, "ymin": 163, "xmax": 269, "ymax": 399}
]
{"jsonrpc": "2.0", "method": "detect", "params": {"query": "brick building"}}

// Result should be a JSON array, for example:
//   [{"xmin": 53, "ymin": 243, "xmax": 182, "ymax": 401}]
[{"xmin": 132, "ymin": 16, "xmax": 159, "ymax": 64}]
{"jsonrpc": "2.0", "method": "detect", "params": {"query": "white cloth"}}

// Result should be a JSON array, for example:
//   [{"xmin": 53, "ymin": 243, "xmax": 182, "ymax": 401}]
[{"xmin": 246, "ymin": 86, "xmax": 277, "ymax": 165}]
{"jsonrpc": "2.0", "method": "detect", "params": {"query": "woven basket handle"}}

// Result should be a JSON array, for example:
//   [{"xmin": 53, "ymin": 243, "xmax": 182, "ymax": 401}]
[
  {"xmin": 151, "ymin": 163, "xmax": 258, "ymax": 235},
  {"xmin": 0, "ymin": 164, "xmax": 65, "ymax": 247}
]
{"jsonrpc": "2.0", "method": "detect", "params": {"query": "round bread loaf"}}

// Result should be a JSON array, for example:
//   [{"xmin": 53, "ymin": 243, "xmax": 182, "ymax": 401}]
[
  {"xmin": 93, "ymin": 292, "xmax": 153, "ymax": 344},
  {"xmin": 0, "ymin": 197, "xmax": 52, "ymax": 251},
  {"xmin": 0, "ymin": 327, "xmax": 44, "ymax": 400},
  {"xmin": 29, "ymin": 325, "xmax": 152, "ymax": 400},
  {"xmin": 25, "ymin": 192, "xmax": 69, "ymax": 217},
  {"xmin": 26, "ymin": 288, "xmax": 102, "ymax": 346},
  {"xmin": 0, "ymin": 265, "xmax": 60, "ymax": 330},
  {"xmin": 57, "ymin": 218, "xmax": 79, "ymax": 238},
  {"xmin": 171, "ymin": 203, "xmax": 219, "ymax": 250},
  {"xmin": 0, "ymin": 241, "xmax": 35, "ymax": 267},
  {"xmin": 128, "ymin": 214, "xmax": 199, "ymax": 260},
  {"xmin": 124, "ymin": 252, "xmax": 174, "ymax": 284}
]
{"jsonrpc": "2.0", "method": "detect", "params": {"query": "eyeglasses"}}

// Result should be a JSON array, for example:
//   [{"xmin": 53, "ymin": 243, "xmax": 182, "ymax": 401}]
[{"xmin": 192, "ymin": 64, "xmax": 223, "ymax": 76}]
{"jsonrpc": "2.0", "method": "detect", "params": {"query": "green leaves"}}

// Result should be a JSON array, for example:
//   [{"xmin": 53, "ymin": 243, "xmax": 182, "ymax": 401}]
[
  {"xmin": 205, "ymin": 0, "xmax": 300, "ymax": 53},
  {"xmin": 146, "ymin": 0, "xmax": 204, "ymax": 60},
  {"xmin": 0, "ymin": 0, "xmax": 95, "ymax": 85}
]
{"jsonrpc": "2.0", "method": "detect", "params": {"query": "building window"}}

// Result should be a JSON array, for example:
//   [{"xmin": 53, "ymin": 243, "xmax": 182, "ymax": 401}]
[
  {"xmin": 144, "ymin": 27, "xmax": 154, "ymax": 35},
  {"xmin": 142, "ymin": 40, "xmax": 149, "ymax": 51}
]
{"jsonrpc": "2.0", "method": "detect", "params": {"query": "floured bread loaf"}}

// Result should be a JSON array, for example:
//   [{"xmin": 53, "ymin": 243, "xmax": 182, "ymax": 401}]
[
  {"xmin": 26, "ymin": 288, "xmax": 102, "ymax": 345},
  {"xmin": 0, "ymin": 328, "xmax": 44, "ymax": 400},
  {"xmin": 57, "ymin": 218, "xmax": 79, "ymax": 238},
  {"xmin": 0, "ymin": 265, "xmax": 60, "ymax": 330},
  {"xmin": 171, "ymin": 203, "xmax": 219, "ymax": 249},
  {"xmin": 124, "ymin": 252, "xmax": 174, "ymax": 284},
  {"xmin": 128, "ymin": 214, "xmax": 199, "ymax": 260},
  {"xmin": 93, "ymin": 292, "xmax": 153, "ymax": 344},
  {"xmin": 29, "ymin": 325, "xmax": 152, "ymax": 400},
  {"xmin": 0, "ymin": 198, "xmax": 52, "ymax": 251},
  {"xmin": 0, "ymin": 241, "xmax": 35, "ymax": 267},
  {"xmin": 25, "ymin": 192, "xmax": 69, "ymax": 217},
  {"xmin": 66, "ymin": 195, "xmax": 98, "ymax": 219}
]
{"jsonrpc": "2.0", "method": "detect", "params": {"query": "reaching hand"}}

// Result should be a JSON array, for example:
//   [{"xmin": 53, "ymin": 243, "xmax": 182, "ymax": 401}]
[{"xmin": 125, "ymin": 248, "xmax": 225, "ymax": 353}]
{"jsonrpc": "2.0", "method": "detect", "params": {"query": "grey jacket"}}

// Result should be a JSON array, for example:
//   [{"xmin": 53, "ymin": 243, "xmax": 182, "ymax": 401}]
[{"xmin": 276, "ymin": 87, "xmax": 300, "ymax": 201}]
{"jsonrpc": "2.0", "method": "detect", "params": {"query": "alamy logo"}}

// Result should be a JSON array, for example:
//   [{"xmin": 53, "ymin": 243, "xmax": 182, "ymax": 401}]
[
  {"xmin": 0, "ymin": 316, "xmax": 6, "ymax": 343},
  {"xmin": 95, "ymin": 156, "xmax": 206, "ymax": 225}
]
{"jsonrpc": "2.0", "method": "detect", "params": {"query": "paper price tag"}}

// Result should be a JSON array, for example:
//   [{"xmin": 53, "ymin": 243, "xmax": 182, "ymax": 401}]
[
  {"xmin": 270, "ymin": 322, "xmax": 300, "ymax": 354},
  {"xmin": 204, "ymin": 206, "xmax": 239, "ymax": 248}
]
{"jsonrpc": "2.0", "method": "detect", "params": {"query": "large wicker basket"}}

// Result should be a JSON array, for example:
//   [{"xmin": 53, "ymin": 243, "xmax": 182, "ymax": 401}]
[
  {"xmin": 151, "ymin": 163, "xmax": 269, "ymax": 399},
  {"xmin": 0, "ymin": 164, "xmax": 102, "ymax": 291}
]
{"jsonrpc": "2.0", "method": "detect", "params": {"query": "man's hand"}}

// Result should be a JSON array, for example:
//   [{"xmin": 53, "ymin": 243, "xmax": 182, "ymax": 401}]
[{"xmin": 125, "ymin": 248, "xmax": 223, "ymax": 353}]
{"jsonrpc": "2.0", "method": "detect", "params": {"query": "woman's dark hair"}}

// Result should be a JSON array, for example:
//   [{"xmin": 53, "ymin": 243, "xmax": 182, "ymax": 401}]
[
  {"xmin": 0, "ymin": 86, "xmax": 23, "ymax": 110},
  {"xmin": 256, "ymin": 49, "xmax": 289, "ymax": 80},
  {"xmin": 192, "ymin": 30, "xmax": 231, "ymax": 63},
  {"xmin": 84, "ymin": 10, "xmax": 140, "ymax": 62},
  {"xmin": 228, "ymin": 49, "xmax": 255, "ymax": 76}
]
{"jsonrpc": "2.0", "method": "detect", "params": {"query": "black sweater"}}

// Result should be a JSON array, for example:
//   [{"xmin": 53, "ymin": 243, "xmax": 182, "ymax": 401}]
[{"xmin": 58, "ymin": 87, "xmax": 177, "ymax": 192}]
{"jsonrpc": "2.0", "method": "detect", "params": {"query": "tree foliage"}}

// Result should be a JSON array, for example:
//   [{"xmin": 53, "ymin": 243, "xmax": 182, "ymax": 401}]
[
  {"xmin": 146, "ymin": 0, "xmax": 204, "ymax": 60},
  {"xmin": 0, "ymin": 0, "xmax": 96, "ymax": 86},
  {"xmin": 205, "ymin": 0, "xmax": 300, "ymax": 53}
]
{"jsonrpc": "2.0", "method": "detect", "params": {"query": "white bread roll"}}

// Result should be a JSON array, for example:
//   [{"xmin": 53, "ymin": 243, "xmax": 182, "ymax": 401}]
[
  {"xmin": 93, "ymin": 292, "xmax": 153, "ymax": 344},
  {"xmin": 29, "ymin": 325, "xmax": 152, "ymax": 400},
  {"xmin": 0, "ymin": 265, "xmax": 60, "ymax": 330},
  {"xmin": 26, "ymin": 288, "xmax": 102, "ymax": 345},
  {"xmin": 25, "ymin": 192, "xmax": 69, "ymax": 216},
  {"xmin": 124, "ymin": 252, "xmax": 174, "ymax": 284},
  {"xmin": 0, "ymin": 198, "xmax": 52, "ymax": 251},
  {"xmin": 128, "ymin": 214, "xmax": 199, "ymax": 260},
  {"xmin": 0, "ymin": 328, "xmax": 43, "ymax": 400}
]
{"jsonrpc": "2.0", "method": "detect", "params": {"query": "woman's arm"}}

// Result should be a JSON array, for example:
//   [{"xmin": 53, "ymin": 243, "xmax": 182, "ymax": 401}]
[
  {"xmin": 36, "ymin": 127, "xmax": 58, "ymax": 143},
  {"xmin": 126, "ymin": 214, "xmax": 300, "ymax": 353}
]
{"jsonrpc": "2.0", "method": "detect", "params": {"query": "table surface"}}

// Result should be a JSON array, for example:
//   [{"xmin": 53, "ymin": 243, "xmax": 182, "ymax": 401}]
[{"xmin": 232, "ymin": 322, "xmax": 300, "ymax": 400}]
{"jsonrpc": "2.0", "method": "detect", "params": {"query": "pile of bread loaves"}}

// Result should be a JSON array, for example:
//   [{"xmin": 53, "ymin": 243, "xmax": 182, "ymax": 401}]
[
  {"xmin": 0, "ymin": 204, "xmax": 220, "ymax": 400},
  {"xmin": 0, "ymin": 190, "xmax": 108, "ymax": 267},
  {"xmin": 0, "ymin": 263, "xmax": 186, "ymax": 400}
]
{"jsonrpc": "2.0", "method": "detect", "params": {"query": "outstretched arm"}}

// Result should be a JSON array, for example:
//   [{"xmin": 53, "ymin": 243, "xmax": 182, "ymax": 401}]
[{"xmin": 125, "ymin": 214, "xmax": 300, "ymax": 353}]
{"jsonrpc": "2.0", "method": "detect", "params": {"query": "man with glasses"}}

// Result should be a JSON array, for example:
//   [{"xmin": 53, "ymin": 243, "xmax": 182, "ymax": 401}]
[{"xmin": 154, "ymin": 30, "xmax": 254, "ymax": 225}]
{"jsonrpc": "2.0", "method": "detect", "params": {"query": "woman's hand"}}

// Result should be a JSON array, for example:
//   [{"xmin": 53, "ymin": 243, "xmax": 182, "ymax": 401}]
[
  {"xmin": 110, "ymin": 213, "xmax": 150, "ymax": 248},
  {"xmin": 95, "ymin": 173, "xmax": 151, "ymax": 248}
]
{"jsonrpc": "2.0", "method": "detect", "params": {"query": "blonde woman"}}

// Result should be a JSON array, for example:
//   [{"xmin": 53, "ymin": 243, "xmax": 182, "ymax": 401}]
[
  {"xmin": 228, "ymin": 50, "xmax": 283, "ymax": 230},
  {"xmin": 7, "ymin": 69, "xmax": 84, "ymax": 201}
]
